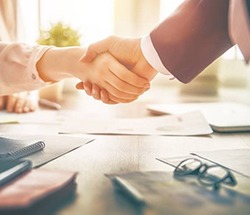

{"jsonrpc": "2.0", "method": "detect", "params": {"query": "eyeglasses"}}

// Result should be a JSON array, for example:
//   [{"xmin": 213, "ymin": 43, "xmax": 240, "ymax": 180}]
[{"xmin": 174, "ymin": 158, "xmax": 237, "ymax": 190}]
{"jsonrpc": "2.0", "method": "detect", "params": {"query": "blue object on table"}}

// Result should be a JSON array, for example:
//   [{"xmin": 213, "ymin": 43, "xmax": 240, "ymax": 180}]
[{"xmin": 0, "ymin": 159, "xmax": 32, "ymax": 187}]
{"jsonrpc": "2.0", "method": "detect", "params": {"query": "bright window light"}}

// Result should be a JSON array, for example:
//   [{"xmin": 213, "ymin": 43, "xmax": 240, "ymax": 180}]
[{"xmin": 18, "ymin": 0, "xmax": 114, "ymax": 45}]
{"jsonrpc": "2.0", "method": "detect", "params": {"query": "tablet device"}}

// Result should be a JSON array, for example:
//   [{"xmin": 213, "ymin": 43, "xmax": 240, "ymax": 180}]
[{"xmin": 147, "ymin": 102, "xmax": 250, "ymax": 132}]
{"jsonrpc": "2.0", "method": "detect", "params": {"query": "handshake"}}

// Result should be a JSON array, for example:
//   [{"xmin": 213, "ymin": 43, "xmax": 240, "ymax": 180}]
[{"xmin": 77, "ymin": 36, "xmax": 158, "ymax": 104}]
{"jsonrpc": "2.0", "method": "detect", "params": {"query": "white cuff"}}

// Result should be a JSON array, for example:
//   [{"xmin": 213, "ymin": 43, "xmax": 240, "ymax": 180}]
[{"xmin": 141, "ymin": 34, "xmax": 170, "ymax": 75}]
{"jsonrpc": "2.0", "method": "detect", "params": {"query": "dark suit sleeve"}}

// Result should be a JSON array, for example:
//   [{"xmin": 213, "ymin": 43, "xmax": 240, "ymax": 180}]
[{"xmin": 150, "ymin": 0, "xmax": 233, "ymax": 83}]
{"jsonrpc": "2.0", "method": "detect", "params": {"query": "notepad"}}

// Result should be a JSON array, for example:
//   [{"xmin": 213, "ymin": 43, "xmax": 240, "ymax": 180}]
[
  {"xmin": 1, "ymin": 135, "xmax": 94, "ymax": 168},
  {"xmin": 0, "ymin": 137, "xmax": 45, "ymax": 160}
]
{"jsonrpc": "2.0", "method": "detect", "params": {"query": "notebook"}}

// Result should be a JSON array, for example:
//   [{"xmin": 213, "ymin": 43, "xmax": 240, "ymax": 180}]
[
  {"xmin": 0, "ymin": 137, "xmax": 45, "ymax": 160},
  {"xmin": 147, "ymin": 102, "xmax": 250, "ymax": 132},
  {"xmin": 0, "ymin": 168, "xmax": 77, "ymax": 214}
]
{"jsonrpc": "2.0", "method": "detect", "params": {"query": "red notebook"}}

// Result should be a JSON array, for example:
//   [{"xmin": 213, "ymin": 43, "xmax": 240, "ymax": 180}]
[{"xmin": 0, "ymin": 168, "xmax": 77, "ymax": 214}]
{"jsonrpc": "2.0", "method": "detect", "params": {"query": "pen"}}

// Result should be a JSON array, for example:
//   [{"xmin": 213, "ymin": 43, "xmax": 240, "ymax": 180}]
[
  {"xmin": 112, "ymin": 176, "xmax": 145, "ymax": 205},
  {"xmin": 39, "ymin": 98, "xmax": 62, "ymax": 110},
  {"xmin": 0, "ymin": 160, "xmax": 32, "ymax": 187}
]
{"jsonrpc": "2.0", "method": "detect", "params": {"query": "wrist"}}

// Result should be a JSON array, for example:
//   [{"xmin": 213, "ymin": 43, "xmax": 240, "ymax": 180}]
[
  {"xmin": 135, "ymin": 38, "xmax": 157, "ymax": 81},
  {"xmin": 37, "ymin": 47, "xmax": 85, "ymax": 82}
]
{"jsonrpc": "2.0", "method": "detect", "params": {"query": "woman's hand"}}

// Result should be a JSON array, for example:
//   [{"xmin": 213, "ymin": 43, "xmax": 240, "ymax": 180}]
[{"xmin": 0, "ymin": 92, "xmax": 37, "ymax": 113}]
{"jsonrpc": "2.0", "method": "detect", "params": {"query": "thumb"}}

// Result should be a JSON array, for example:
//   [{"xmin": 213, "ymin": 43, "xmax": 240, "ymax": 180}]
[
  {"xmin": 79, "ymin": 46, "xmax": 98, "ymax": 62},
  {"xmin": 79, "ymin": 36, "xmax": 113, "ymax": 62},
  {"xmin": 75, "ymin": 82, "xmax": 84, "ymax": 90}
]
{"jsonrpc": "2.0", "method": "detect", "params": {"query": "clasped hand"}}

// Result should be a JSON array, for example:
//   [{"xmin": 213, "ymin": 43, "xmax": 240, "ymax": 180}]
[{"xmin": 77, "ymin": 36, "xmax": 157, "ymax": 104}]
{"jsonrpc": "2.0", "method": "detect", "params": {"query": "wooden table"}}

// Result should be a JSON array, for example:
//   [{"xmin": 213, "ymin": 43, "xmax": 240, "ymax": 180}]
[{"xmin": 1, "ymin": 86, "xmax": 250, "ymax": 215}]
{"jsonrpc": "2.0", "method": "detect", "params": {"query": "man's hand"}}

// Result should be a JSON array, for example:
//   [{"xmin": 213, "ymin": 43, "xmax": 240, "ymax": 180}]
[
  {"xmin": 77, "ymin": 52, "xmax": 150, "ymax": 104},
  {"xmin": 78, "ymin": 36, "xmax": 157, "ymax": 104}
]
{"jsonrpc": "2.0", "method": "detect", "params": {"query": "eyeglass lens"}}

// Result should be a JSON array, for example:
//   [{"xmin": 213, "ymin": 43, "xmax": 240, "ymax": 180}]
[{"xmin": 174, "ymin": 158, "xmax": 237, "ymax": 189}]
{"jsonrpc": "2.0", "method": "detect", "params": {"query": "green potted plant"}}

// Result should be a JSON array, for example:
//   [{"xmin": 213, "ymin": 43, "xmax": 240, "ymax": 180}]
[{"xmin": 37, "ymin": 22, "xmax": 81, "ymax": 47}]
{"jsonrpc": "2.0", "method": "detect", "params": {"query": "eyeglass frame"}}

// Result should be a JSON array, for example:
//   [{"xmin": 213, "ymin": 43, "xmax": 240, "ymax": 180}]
[{"xmin": 173, "ymin": 158, "xmax": 237, "ymax": 190}]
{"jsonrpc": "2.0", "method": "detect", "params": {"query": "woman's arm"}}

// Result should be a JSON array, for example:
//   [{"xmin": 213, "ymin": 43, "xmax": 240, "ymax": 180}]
[{"xmin": 0, "ymin": 42, "xmax": 150, "ymax": 103}]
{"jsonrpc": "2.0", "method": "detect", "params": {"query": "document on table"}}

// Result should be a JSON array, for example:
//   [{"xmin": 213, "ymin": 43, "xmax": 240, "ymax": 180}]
[
  {"xmin": 60, "ymin": 111, "xmax": 212, "ymax": 136},
  {"xmin": 147, "ymin": 102, "xmax": 250, "ymax": 132},
  {"xmin": 191, "ymin": 149, "xmax": 250, "ymax": 178},
  {"xmin": 0, "ymin": 110, "xmax": 65, "ymax": 125},
  {"xmin": 1, "ymin": 135, "xmax": 94, "ymax": 168}
]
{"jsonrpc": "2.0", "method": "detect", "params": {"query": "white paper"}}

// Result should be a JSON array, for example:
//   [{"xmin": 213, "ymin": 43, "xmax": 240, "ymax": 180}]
[
  {"xmin": 147, "ymin": 102, "xmax": 250, "ymax": 132},
  {"xmin": 0, "ymin": 110, "xmax": 64, "ymax": 125},
  {"xmin": 60, "ymin": 111, "xmax": 212, "ymax": 136},
  {"xmin": 192, "ymin": 149, "xmax": 250, "ymax": 178}
]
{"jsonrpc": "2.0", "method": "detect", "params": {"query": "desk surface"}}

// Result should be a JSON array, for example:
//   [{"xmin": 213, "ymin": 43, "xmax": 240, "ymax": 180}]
[{"xmin": 1, "ymin": 86, "xmax": 250, "ymax": 215}]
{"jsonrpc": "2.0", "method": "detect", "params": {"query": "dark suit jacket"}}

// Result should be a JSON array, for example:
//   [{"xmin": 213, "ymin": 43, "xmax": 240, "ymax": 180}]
[{"xmin": 150, "ymin": 0, "xmax": 250, "ymax": 83}]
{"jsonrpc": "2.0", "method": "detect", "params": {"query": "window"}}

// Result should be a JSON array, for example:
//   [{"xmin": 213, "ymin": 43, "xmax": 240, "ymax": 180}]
[
  {"xmin": 160, "ymin": 0, "xmax": 183, "ymax": 21},
  {"xmin": 17, "ymin": 0, "xmax": 114, "ymax": 45},
  {"xmin": 18, "ymin": 0, "xmax": 242, "ymax": 59}
]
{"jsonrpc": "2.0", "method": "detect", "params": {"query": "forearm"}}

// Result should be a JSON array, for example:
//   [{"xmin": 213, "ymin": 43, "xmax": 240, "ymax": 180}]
[
  {"xmin": 149, "ymin": 0, "xmax": 232, "ymax": 83},
  {"xmin": 37, "ymin": 47, "xmax": 86, "ymax": 82}
]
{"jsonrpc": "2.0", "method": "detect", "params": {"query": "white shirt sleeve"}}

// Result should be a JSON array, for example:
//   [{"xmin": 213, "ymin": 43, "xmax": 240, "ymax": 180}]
[{"xmin": 140, "ymin": 34, "xmax": 171, "ymax": 75}]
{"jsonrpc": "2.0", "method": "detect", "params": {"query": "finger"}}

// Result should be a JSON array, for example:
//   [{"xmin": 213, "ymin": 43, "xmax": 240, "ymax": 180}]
[
  {"xmin": 109, "ymin": 62, "xmax": 150, "ymax": 89},
  {"xmin": 92, "ymin": 84, "xmax": 101, "ymax": 100},
  {"xmin": 98, "ymin": 89, "xmax": 117, "ymax": 104},
  {"xmin": 101, "ymin": 71, "xmax": 147, "ymax": 99},
  {"xmin": 76, "ymin": 79, "xmax": 137, "ymax": 101},
  {"xmin": 108, "ymin": 64, "xmax": 150, "ymax": 93},
  {"xmin": 99, "ymin": 86, "xmax": 138, "ymax": 103},
  {"xmin": 0, "ymin": 96, "xmax": 6, "ymax": 110},
  {"xmin": 108, "ymin": 93, "xmax": 138, "ymax": 103},
  {"xmin": 100, "ymin": 90, "xmax": 111, "ymax": 104},
  {"xmin": 85, "ymin": 80, "xmax": 135, "ymax": 103},
  {"xmin": 13, "ymin": 97, "xmax": 26, "ymax": 113},
  {"xmin": 80, "ymin": 36, "xmax": 115, "ymax": 62},
  {"xmin": 6, "ymin": 95, "xmax": 18, "ymax": 113},
  {"xmin": 83, "ymin": 82, "xmax": 93, "ymax": 96},
  {"xmin": 99, "ymin": 79, "xmax": 139, "ymax": 100},
  {"xmin": 23, "ymin": 99, "xmax": 36, "ymax": 113},
  {"xmin": 88, "ymin": 58, "xmax": 146, "ymax": 99},
  {"xmin": 96, "ymin": 54, "xmax": 149, "ymax": 95},
  {"xmin": 75, "ymin": 82, "xmax": 84, "ymax": 90},
  {"xmin": 76, "ymin": 82, "xmax": 93, "ymax": 96}
]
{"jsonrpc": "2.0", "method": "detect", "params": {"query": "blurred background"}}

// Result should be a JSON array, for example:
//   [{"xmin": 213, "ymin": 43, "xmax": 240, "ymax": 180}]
[{"xmin": 1, "ymin": 0, "xmax": 249, "ymax": 99}]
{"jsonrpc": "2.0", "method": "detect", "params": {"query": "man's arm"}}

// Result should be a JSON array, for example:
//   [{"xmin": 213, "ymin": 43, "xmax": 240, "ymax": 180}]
[
  {"xmin": 145, "ymin": 0, "xmax": 233, "ymax": 83},
  {"xmin": 144, "ymin": 0, "xmax": 250, "ymax": 82},
  {"xmin": 79, "ymin": 0, "xmax": 234, "ymax": 103}
]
